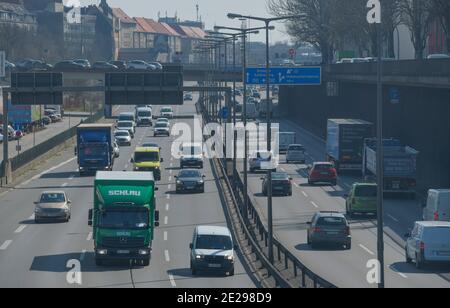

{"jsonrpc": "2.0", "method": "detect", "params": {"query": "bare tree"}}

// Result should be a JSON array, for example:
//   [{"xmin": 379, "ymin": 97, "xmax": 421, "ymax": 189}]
[
  {"xmin": 431, "ymin": 0, "xmax": 450, "ymax": 53},
  {"xmin": 268, "ymin": 0, "xmax": 336, "ymax": 64},
  {"xmin": 400, "ymin": 0, "xmax": 433, "ymax": 59}
]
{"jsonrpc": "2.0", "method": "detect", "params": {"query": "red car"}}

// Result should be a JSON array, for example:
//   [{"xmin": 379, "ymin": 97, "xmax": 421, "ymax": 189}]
[{"xmin": 308, "ymin": 162, "xmax": 337, "ymax": 186}]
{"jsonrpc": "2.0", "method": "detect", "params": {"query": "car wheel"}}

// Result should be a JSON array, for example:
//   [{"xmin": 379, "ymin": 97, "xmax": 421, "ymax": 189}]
[
  {"xmin": 191, "ymin": 265, "xmax": 197, "ymax": 276},
  {"xmin": 228, "ymin": 267, "xmax": 235, "ymax": 276},
  {"xmin": 332, "ymin": 180, "xmax": 337, "ymax": 186},
  {"xmin": 405, "ymin": 248, "xmax": 412, "ymax": 264},
  {"xmin": 346, "ymin": 242, "xmax": 352, "ymax": 250},
  {"xmin": 308, "ymin": 180, "xmax": 313, "ymax": 186},
  {"xmin": 34, "ymin": 218, "xmax": 41, "ymax": 224},
  {"xmin": 415, "ymin": 253, "xmax": 424, "ymax": 269},
  {"xmin": 141, "ymin": 259, "xmax": 150, "ymax": 267}
]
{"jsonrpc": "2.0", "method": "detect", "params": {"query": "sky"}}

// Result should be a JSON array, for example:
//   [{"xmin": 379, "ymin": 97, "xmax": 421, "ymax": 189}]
[{"xmin": 79, "ymin": 0, "xmax": 290, "ymax": 44}]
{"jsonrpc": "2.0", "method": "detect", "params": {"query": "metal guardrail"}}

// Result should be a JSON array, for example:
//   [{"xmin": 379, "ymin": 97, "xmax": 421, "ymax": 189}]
[
  {"xmin": 198, "ymin": 98, "xmax": 336, "ymax": 288},
  {"xmin": 1, "ymin": 110, "xmax": 103, "ymax": 178}
]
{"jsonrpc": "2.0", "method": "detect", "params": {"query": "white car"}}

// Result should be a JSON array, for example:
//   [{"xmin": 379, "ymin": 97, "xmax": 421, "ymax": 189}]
[
  {"xmin": 116, "ymin": 121, "xmax": 135, "ymax": 138},
  {"xmin": 112, "ymin": 142, "xmax": 120, "ymax": 158},
  {"xmin": 180, "ymin": 143, "xmax": 204, "ymax": 169},
  {"xmin": 160, "ymin": 107, "xmax": 174, "ymax": 119},
  {"xmin": 0, "ymin": 133, "xmax": 3, "ymax": 143},
  {"xmin": 156, "ymin": 117, "xmax": 169, "ymax": 126},
  {"xmin": 114, "ymin": 130, "xmax": 132, "ymax": 146},
  {"xmin": 286, "ymin": 144, "xmax": 306, "ymax": 164},
  {"xmin": 127, "ymin": 60, "xmax": 157, "ymax": 70},
  {"xmin": 153, "ymin": 122, "xmax": 170, "ymax": 137}
]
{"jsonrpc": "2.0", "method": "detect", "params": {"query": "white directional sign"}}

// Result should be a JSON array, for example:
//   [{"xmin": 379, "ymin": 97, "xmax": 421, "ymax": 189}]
[
  {"xmin": 366, "ymin": 0, "xmax": 381, "ymax": 24},
  {"xmin": 0, "ymin": 51, "xmax": 5, "ymax": 78}
]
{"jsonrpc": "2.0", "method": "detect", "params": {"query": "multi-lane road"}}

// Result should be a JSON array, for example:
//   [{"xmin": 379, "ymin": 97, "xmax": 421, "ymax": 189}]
[
  {"xmin": 235, "ymin": 95, "xmax": 450, "ymax": 288},
  {"xmin": 0, "ymin": 99, "xmax": 258, "ymax": 288}
]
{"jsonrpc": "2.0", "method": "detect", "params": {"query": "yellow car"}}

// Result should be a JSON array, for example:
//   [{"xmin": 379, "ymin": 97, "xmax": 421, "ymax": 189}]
[{"xmin": 131, "ymin": 147, "xmax": 163, "ymax": 181}]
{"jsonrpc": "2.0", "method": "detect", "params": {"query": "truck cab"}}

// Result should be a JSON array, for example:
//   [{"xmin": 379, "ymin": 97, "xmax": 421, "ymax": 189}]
[
  {"xmin": 131, "ymin": 147, "xmax": 163, "ymax": 181},
  {"xmin": 89, "ymin": 172, "xmax": 159, "ymax": 266}
]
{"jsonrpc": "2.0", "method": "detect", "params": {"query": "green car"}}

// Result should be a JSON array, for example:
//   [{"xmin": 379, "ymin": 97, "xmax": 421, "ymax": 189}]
[{"xmin": 345, "ymin": 183, "xmax": 377, "ymax": 217}]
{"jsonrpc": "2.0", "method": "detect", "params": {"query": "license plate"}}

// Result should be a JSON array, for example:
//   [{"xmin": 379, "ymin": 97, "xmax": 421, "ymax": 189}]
[
  {"xmin": 208, "ymin": 264, "xmax": 222, "ymax": 268},
  {"xmin": 327, "ymin": 232, "xmax": 339, "ymax": 235},
  {"xmin": 392, "ymin": 182, "xmax": 400, "ymax": 189},
  {"xmin": 187, "ymin": 186, "xmax": 195, "ymax": 190},
  {"xmin": 321, "ymin": 172, "xmax": 328, "ymax": 175},
  {"xmin": 117, "ymin": 250, "xmax": 130, "ymax": 255},
  {"xmin": 274, "ymin": 187, "xmax": 283, "ymax": 190}
]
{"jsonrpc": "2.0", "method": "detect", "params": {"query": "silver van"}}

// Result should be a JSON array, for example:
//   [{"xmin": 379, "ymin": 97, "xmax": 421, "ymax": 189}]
[
  {"xmin": 405, "ymin": 221, "xmax": 450, "ymax": 269},
  {"xmin": 286, "ymin": 144, "xmax": 306, "ymax": 164},
  {"xmin": 189, "ymin": 226, "xmax": 236, "ymax": 276},
  {"xmin": 423, "ymin": 189, "xmax": 450, "ymax": 222}
]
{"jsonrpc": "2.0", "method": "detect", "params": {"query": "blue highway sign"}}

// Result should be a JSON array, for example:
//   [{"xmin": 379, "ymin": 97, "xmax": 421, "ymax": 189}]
[{"xmin": 246, "ymin": 67, "xmax": 321, "ymax": 86}]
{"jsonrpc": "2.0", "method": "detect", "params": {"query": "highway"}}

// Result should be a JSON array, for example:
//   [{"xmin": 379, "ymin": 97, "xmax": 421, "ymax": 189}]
[
  {"xmin": 0, "ymin": 97, "xmax": 258, "ymax": 288},
  {"xmin": 235, "ymin": 104, "xmax": 450, "ymax": 288}
]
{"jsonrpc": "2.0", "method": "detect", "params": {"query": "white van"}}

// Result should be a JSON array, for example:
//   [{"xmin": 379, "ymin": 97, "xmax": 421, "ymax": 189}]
[
  {"xmin": 423, "ymin": 189, "xmax": 450, "ymax": 222},
  {"xmin": 245, "ymin": 103, "xmax": 257, "ymax": 120}
]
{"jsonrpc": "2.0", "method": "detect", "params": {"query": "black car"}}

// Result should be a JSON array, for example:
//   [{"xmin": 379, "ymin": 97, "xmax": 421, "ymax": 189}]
[
  {"xmin": 54, "ymin": 61, "xmax": 85, "ymax": 70},
  {"xmin": 16, "ymin": 59, "xmax": 52, "ymax": 71},
  {"xmin": 109, "ymin": 60, "xmax": 127, "ymax": 70},
  {"xmin": 92, "ymin": 61, "xmax": 118, "ymax": 70},
  {"xmin": 175, "ymin": 169, "xmax": 205, "ymax": 194},
  {"xmin": 261, "ymin": 172, "xmax": 293, "ymax": 196}
]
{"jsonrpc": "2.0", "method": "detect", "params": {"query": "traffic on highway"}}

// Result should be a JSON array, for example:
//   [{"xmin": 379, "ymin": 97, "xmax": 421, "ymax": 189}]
[{"xmin": 1, "ymin": 0, "xmax": 450, "ymax": 295}]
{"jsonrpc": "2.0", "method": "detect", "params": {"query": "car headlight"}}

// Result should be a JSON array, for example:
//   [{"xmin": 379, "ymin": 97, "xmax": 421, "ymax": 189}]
[
  {"xmin": 138, "ymin": 249, "xmax": 149, "ymax": 255},
  {"xmin": 176, "ymin": 180, "xmax": 182, "ymax": 185},
  {"xmin": 198, "ymin": 180, "xmax": 204, "ymax": 184},
  {"xmin": 195, "ymin": 254, "xmax": 204, "ymax": 259},
  {"xmin": 134, "ymin": 167, "xmax": 139, "ymax": 171},
  {"xmin": 35, "ymin": 207, "xmax": 43, "ymax": 213},
  {"xmin": 225, "ymin": 254, "xmax": 234, "ymax": 260}
]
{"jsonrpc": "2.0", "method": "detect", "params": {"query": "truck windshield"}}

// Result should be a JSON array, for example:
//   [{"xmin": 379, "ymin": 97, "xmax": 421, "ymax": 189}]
[
  {"xmin": 99, "ymin": 210, "xmax": 149, "ymax": 229},
  {"xmin": 135, "ymin": 152, "xmax": 159, "ymax": 163},
  {"xmin": 138, "ymin": 111, "xmax": 151, "ymax": 117},
  {"xmin": 196, "ymin": 235, "xmax": 232, "ymax": 250}
]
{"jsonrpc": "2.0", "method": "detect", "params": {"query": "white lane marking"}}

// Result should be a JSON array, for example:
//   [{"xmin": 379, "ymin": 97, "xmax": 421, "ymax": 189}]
[
  {"xmin": 168, "ymin": 274, "xmax": 176, "ymax": 287},
  {"xmin": 14, "ymin": 225, "xmax": 27, "ymax": 234},
  {"xmin": 124, "ymin": 164, "xmax": 129, "ymax": 169},
  {"xmin": 69, "ymin": 176, "xmax": 75, "ymax": 181},
  {"xmin": 302, "ymin": 191, "xmax": 308, "ymax": 198},
  {"xmin": 61, "ymin": 183, "xmax": 68, "ymax": 188},
  {"xmin": 164, "ymin": 231, "xmax": 168, "ymax": 241},
  {"xmin": 165, "ymin": 203, "xmax": 170, "ymax": 211},
  {"xmin": 387, "ymin": 214, "xmax": 399, "ymax": 223},
  {"xmin": 164, "ymin": 216, "xmax": 168, "ymax": 225},
  {"xmin": 168, "ymin": 176, "xmax": 172, "ymax": 182},
  {"xmin": 164, "ymin": 250, "xmax": 170, "ymax": 262},
  {"xmin": 281, "ymin": 168, "xmax": 286, "ymax": 172},
  {"xmin": 359, "ymin": 244, "xmax": 375, "ymax": 256},
  {"xmin": 28, "ymin": 214, "xmax": 35, "ymax": 220},
  {"xmin": 80, "ymin": 250, "xmax": 87, "ymax": 262},
  {"xmin": 0, "ymin": 240, "xmax": 12, "ymax": 250},
  {"xmin": 390, "ymin": 265, "xmax": 408, "ymax": 279},
  {"xmin": 169, "ymin": 170, "xmax": 173, "ymax": 175},
  {"xmin": 168, "ymin": 184, "xmax": 172, "ymax": 190},
  {"xmin": 310, "ymin": 201, "xmax": 319, "ymax": 208},
  {"xmin": 39, "ymin": 157, "xmax": 77, "ymax": 178},
  {"xmin": 170, "ymin": 163, "xmax": 173, "ymax": 167},
  {"xmin": 166, "ymin": 194, "xmax": 170, "ymax": 200},
  {"xmin": 86, "ymin": 232, "xmax": 93, "ymax": 241}
]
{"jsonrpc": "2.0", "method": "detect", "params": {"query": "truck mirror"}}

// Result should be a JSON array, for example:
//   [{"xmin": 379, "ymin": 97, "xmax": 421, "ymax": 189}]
[
  {"xmin": 130, "ymin": 158, "xmax": 134, "ymax": 163},
  {"xmin": 74, "ymin": 147, "xmax": 77, "ymax": 156},
  {"xmin": 189, "ymin": 243, "xmax": 193, "ymax": 249},
  {"xmin": 88, "ymin": 209, "xmax": 93, "ymax": 226},
  {"xmin": 160, "ymin": 158, "xmax": 164, "ymax": 162},
  {"xmin": 155, "ymin": 221, "xmax": 160, "ymax": 227},
  {"xmin": 155, "ymin": 210, "xmax": 160, "ymax": 223}
]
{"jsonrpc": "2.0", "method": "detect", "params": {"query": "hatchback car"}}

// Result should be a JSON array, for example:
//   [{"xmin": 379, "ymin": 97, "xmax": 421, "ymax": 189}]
[
  {"xmin": 34, "ymin": 191, "xmax": 72, "ymax": 223},
  {"xmin": 286, "ymin": 144, "xmax": 306, "ymax": 164},
  {"xmin": 308, "ymin": 162, "xmax": 337, "ymax": 186},
  {"xmin": 127, "ymin": 60, "xmax": 156, "ymax": 70},
  {"xmin": 307, "ymin": 212, "xmax": 351, "ymax": 249},
  {"xmin": 261, "ymin": 172, "xmax": 292, "ymax": 196},
  {"xmin": 180, "ymin": 143, "xmax": 204, "ymax": 169},
  {"xmin": 345, "ymin": 183, "xmax": 377, "ymax": 217},
  {"xmin": 114, "ymin": 130, "xmax": 132, "ymax": 146},
  {"xmin": 153, "ymin": 122, "xmax": 170, "ymax": 137},
  {"xmin": 92, "ymin": 61, "xmax": 118, "ymax": 70},
  {"xmin": 249, "ymin": 151, "xmax": 277, "ymax": 173},
  {"xmin": 176, "ymin": 169, "xmax": 205, "ymax": 193},
  {"xmin": 160, "ymin": 107, "xmax": 174, "ymax": 119},
  {"xmin": 190, "ymin": 226, "xmax": 236, "ymax": 276},
  {"xmin": 116, "ymin": 121, "xmax": 135, "ymax": 138},
  {"xmin": 405, "ymin": 221, "xmax": 450, "ymax": 269},
  {"xmin": 112, "ymin": 141, "xmax": 120, "ymax": 158}
]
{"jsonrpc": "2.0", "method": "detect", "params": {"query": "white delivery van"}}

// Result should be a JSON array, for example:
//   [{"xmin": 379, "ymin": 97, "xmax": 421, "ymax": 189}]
[
  {"xmin": 278, "ymin": 132, "xmax": 296, "ymax": 153},
  {"xmin": 423, "ymin": 189, "xmax": 450, "ymax": 222}
]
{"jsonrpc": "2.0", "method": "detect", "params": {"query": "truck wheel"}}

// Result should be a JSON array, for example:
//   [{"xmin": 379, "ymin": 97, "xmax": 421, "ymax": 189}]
[
  {"xmin": 405, "ymin": 248, "xmax": 412, "ymax": 264},
  {"xmin": 228, "ymin": 267, "xmax": 235, "ymax": 276},
  {"xmin": 415, "ymin": 254, "xmax": 424, "ymax": 269},
  {"xmin": 191, "ymin": 263, "xmax": 197, "ymax": 276}
]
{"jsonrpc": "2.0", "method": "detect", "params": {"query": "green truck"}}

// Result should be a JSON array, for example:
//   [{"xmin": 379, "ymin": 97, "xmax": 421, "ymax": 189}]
[{"xmin": 88, "ymin": 171, "xmax": 159, "ymax": 266}]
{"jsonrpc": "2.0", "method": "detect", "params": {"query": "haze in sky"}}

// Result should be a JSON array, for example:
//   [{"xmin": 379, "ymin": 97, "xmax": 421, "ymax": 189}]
[{"xmin": 81, "ymin": 0, "xmax": 290, "ymax": 43}]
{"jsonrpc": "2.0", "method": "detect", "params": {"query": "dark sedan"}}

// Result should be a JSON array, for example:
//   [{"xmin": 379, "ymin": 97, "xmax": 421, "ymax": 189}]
[
  {"xmin": 54, "ymin": 61, "xmax": 85, "ymax": 70},
  {"xmin": 176, "ymin": 169, "xmax": 205, "ymax": 194},
  {"xmin": 109, "ymin": 60, "xmax": 127, "ymax": 69},
  {"xmin": 92, "ymin": 61, "xmax": 118, "ymax": 70},
  {"xmin": 261, "ymin": 172, "xmax": 293, "ymax": 196}
]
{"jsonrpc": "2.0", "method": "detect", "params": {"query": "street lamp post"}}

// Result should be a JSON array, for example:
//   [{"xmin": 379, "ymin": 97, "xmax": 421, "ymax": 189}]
[
  {"xmin": 227, "ymin": 13, "xmax": 301, "ymax": 264},
  {"xmin": 367, "ymin": 0, "xmax": 385, "ymax": 288}
]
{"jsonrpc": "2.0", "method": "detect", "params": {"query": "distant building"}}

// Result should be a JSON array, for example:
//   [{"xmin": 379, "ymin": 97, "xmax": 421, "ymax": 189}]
[
  {"xmin": 63, "ymin": 6, "xmax": 97, "ymax": 59},
  {"xmin": 428, "ymin": 19, "xmax": 447, "ymax": 55},
  {"xmin": 112, "ymin": 8, "xmax": 136, "ymax": 51},
  {"xmin": 0, "ymin": 1, "xmax": 37, "ymax": 30}
]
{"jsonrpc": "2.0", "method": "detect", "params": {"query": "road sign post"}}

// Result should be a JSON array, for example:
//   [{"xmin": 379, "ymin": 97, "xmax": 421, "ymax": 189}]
[{"xmin": 0, "ymin": 51, "xmax": 5, "ymax": 78}]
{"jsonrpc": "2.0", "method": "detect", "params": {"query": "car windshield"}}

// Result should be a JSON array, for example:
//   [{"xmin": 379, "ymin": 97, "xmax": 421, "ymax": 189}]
[
  {"xmin": 289, "ymin": 146, "xmax": 305, "ymax": 152},
  {"xmin": 196, "ymin": 235, "xmax": 232, "ymax": 250},
  {"xmin": 118, "ymin": 122, "xmax": 132, "ymax": 128},
  {"xmin": 272, "ymin": 173, "xmax": 288, "ymax": 180},
  {"xmin": 317, "ymin": 217, "xmax": 346, "ymax": 226},
  {"xmin": 314, "ymin": 164, "xmax": 333, "ymax": 171},
  {"xmin": 179, "ymin": 170, "xmax": 201, "ymax": 178},
  {"xmin": 182, "ymin": 146, "xmax": 202, "ymax": 155},
  {"xmin": 142, "ymin": 143, "xmax": 158, "ymax": 148},
  {"xmin": 99, "ymin": 210, "xmax": 149, "ymax": 229},
  {"xmin": 40, "ymin": 193, "xmax": 66, "ymax": 203},
  {"xmin": 138, "ymin": 111, "xmax": 151, "ymax": 117},
  {"xmin": 119, "ymin": 115, "xmax": 134, "ymax": 121},
  {"xmin": 155, "ymin": 123, "xmax": 168, "ymax": 128},
  {"xmin": 161, "ymin": 108, "xmax": 172, "ymax": 113},
  {"xmin": 115, "ymin": 131, "xmax": 129, "ymax": 137},
  {"xmin": 82, "ymin": 144, "xmax": 107, "ymax": 156},
  {"xmin": 355, "ymin": 186, "xmax": 377, "ymax": 197},
  {"xmin": 134, "ymin": 152, "xmax": 159, "ymax": 163}
]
